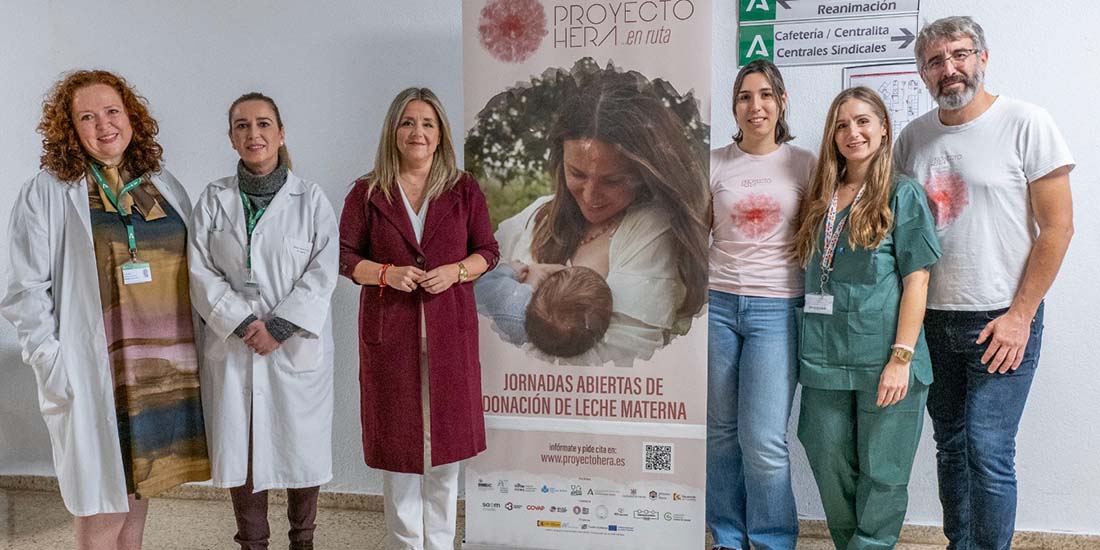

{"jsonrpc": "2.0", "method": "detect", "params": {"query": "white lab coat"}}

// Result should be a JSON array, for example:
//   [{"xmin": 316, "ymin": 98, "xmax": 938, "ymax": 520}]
[
  {"xmin": 188, "ymin": 170, "xmax": 337, "ymax": 491},
  {"xmin": 0, "ymin": 169, "xmax": 195, "ymax": 516}
]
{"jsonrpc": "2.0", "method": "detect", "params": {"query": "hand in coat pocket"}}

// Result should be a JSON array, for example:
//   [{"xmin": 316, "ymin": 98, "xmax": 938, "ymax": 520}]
[{"xmin": 33, "ymin": 345, "xmax": 73, "ymax": 414}]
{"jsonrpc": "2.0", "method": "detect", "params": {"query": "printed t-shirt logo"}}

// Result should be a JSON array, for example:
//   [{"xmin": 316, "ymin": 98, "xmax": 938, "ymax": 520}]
[
  {"xmin": 732, "ymin": 193, "xmax": 783, "ymax": 239},
  {"xmin": 923, "ymin": 171, "xmax": 969, "ymax": 229}
]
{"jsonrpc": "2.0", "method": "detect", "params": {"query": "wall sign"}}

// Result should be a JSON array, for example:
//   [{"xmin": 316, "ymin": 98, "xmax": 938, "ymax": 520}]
[
  {"xmin": 739, "ymin": 0, "xmax": 919, "ymax": 23},
  {"xmin": 739, "ymin": 14, "xmax": 917, "ymax": 66},
  {"xmin": 737, "ymin": 0, "xmax": 920, "ymax": 67}
]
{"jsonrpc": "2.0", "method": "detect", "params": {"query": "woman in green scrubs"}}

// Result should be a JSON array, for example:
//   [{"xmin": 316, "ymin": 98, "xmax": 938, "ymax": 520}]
[{"xmin": 792, "ymin": 86, "xmax": 941, "ymax": 549}]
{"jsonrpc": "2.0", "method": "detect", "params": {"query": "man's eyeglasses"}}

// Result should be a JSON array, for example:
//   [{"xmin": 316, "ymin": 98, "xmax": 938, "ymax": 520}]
[{"xmin": 921, "ymin": 48, "xmax": 980, "ymax": 73}]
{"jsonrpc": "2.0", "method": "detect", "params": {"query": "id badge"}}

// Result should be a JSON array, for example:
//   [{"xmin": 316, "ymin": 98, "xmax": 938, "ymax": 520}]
[
  {"xmin": 242, "ymin": 269, "xmax": 261, "ymax": 297},
  {"xmin": 121, "ymin": 261, "xmax": 152, "ymax": 285},
  {"xmin": 804, "ymin": 293, "xmax": 834, "ymax": 315}
]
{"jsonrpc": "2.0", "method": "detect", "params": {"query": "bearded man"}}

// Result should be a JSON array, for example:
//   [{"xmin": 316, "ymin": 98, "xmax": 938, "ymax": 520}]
[{"xmin": 894, "ymin": 15, "xmax": 1075, "ymax": 550}]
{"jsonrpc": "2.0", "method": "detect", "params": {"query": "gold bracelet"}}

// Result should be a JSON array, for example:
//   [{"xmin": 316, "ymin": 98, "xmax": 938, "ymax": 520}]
[
  {"xmin": 457, "ymin": 262, "xmax": 469, "ymax": 283},
  {"xmin": 890, "ymin": 345, "xmax": 914, "ymax": 363}
]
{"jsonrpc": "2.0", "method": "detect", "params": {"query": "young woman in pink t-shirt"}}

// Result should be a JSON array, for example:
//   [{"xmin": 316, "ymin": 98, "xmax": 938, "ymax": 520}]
[{"xmin": 706, "ymin": 59, "xmax": 816, "ymax": 550}]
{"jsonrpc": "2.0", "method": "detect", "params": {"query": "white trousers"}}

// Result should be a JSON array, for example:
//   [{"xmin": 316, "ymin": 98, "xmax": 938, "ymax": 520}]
[
  {"xmin": 382, "ymin": 462, "xmax": 460, "ymax": 550},
  {"xmin": 381, "ymin": 333, "xmax": 461, "ymax": 550}
]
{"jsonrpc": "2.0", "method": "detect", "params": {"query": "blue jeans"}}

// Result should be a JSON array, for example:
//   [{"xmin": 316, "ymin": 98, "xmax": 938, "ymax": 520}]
[
  {"xmin": 924, "ymin": 304, "xmax": 1044, "ymax": 550},
  {"xmin": 706, "ymin": 290, "xmax": 801, "ymax": 550}
]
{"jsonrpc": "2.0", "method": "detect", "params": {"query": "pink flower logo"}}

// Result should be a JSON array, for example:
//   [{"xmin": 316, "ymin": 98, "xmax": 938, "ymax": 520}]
[
  {"xmin": 479, "ymin": 0, "xmax": 548, "ymax": 63},
  {"xmin": 732, "ymin": 194, "xmax": 782, "ymax": 239},
  {"xmin": 923, "ymin": 172, "xmax": 969, "ymax": 229}
]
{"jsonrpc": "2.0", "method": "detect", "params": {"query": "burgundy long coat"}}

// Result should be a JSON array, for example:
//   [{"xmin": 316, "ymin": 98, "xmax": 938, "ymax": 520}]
[{"xmin": 338, "ymin": 173, "xmax": 499, "ymax": 473}]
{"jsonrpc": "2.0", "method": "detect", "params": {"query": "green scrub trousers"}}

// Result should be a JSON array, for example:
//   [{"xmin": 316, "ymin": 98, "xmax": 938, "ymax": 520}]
[{"xmin": 798, "ymin": 383, "xmax": 928, "ymax": 550}]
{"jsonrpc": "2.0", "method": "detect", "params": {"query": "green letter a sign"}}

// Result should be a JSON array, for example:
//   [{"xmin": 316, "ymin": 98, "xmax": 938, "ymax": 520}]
[
  {"xmin": 738, "ymin": 25, "xmax": 774, "ymax": 66},
  {"xmin": 740, "ymin": 0, "xmax": 777, "ymax": 22}
]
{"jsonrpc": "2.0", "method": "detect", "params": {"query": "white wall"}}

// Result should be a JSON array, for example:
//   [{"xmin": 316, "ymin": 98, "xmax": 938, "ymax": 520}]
[{"xmin": 1, "ymin": 0, "xmax": 1096, "ymax": 535}]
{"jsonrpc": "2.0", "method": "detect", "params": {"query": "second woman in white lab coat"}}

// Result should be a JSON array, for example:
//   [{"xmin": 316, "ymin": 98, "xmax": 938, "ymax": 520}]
[{"xmin": 188, "ymin": 92, "xmax": 338, "ymax": 550}]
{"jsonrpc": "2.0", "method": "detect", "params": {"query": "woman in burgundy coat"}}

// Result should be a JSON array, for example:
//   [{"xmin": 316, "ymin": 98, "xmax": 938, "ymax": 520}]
[{"xmin": 338, "ymin": 87, "xmax": 499, "ymax": 550}]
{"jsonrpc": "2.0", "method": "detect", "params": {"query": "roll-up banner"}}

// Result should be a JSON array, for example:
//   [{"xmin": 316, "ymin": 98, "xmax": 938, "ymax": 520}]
[{"xmin": 462, "ymin": 1, "xmax": 711, "ymax": 548}]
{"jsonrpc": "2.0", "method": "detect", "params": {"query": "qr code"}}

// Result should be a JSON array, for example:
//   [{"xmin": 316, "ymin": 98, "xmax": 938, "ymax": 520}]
[{"xmin": 643, "ymin": 442, "xmax": 673, "ymax": 473}]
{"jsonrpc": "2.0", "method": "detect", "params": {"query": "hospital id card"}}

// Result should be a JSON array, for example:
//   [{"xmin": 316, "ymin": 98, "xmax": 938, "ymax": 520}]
[
  {"xmin": 804, "ymin": 293, "xmax": 834, "ymax": 315},
  {"xmin": 241, "ymin": 269, "xmax": 261, "ymax": 298},
  {"xmin": 121, "ymin": 261, "xmax": 152, "ymax": 285}
]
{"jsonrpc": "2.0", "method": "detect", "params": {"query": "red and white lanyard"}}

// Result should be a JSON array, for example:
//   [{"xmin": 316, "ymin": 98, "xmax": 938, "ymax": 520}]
[{"xmin": 819, "ymin": 184, "xmax": 865, "ymax": 294}]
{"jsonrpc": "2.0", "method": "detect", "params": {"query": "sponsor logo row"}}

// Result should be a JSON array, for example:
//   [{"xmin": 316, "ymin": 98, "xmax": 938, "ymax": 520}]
[
  {"xmin": 475, "ymin": 479, "xmax": 697, "ymax": 502},
  {"xmin": 480, "ymin": 501, "xmax": 696, "ymax": 525},
  {"xmin": 535, "ymin": 520, "xmax": 635, "ymax": 533}
]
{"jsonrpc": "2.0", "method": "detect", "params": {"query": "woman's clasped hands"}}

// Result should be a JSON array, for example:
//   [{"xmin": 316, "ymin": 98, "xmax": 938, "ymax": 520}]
[
  {"xmin": 242, "ymin": 319, "xmax": 279, "ymax": 356},
  {"xmin": 384, "ymin": 265, "xmax": 425, "ymax": 292},
  {"xmin": 382, "ymin": 264, "xmax": 464, "ymax": 294}
]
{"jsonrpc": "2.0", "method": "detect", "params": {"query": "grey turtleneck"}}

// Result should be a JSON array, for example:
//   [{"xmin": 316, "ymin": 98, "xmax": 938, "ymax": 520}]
[
  {"xmin": 232, "ymin": 159, "xmax": 300, "ymax": 343},
  {"xmin": 237, "ymin": 159, "xmax": 288, "ymax": 208}
]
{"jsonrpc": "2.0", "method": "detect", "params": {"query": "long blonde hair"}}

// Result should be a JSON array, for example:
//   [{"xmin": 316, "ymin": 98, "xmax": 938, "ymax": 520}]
[
  {"xmin": 365, "ymin": 87, "xmax": 460, "ymax": 201},
  {"xmin": 794, "ymin": 87, "xmax": 894, "ymax": 266}
]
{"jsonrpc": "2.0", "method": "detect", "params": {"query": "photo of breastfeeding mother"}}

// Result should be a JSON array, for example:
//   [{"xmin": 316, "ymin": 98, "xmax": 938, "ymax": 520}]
[{"xmin": 470, "ymin": 61, "xmax": 710, "ymax": 366}]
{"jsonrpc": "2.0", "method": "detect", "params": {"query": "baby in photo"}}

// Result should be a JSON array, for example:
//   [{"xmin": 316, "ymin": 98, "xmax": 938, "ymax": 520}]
[{"xmin": 476, "ymin": 260, "xmax": 612, "ymax": 358}]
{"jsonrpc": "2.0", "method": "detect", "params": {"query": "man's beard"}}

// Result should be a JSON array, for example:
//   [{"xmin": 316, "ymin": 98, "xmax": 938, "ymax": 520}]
[{"xmin": 933, "ymin": 67, "xmax": 984, "ymax": 111}]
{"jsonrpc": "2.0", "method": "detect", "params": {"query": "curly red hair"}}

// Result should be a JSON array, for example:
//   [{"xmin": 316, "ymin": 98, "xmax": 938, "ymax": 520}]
[{"xmin": 38, "ymin": 70, "xmax": 163, "ymax": 182}]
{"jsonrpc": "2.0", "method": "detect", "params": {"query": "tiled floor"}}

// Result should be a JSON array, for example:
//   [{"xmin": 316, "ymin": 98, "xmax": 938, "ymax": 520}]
[
  {"xmin": 0, "ymin": 488, "xmax": 950, "ymax": 550},
  {"xmin": 4, "ymin": 486, "xmax": 1097, "ymax": 549}
]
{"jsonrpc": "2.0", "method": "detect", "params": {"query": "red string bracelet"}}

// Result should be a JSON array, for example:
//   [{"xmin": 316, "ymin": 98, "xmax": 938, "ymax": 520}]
[{"xmin": 378, "ymin": 263, "xmax": 393, "ymax": 297}]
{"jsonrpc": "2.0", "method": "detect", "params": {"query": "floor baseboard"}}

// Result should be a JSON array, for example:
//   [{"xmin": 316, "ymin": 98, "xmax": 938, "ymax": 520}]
[{"xmin": 2, "ymin": 475, "xmax": 1095, "ymax": 548}]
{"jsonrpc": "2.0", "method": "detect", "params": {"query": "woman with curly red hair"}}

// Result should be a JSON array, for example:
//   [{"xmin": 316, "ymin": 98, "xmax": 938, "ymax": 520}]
[{"xmin": 0, "ymin": 70, "xmax": 210, "ymax": 550}]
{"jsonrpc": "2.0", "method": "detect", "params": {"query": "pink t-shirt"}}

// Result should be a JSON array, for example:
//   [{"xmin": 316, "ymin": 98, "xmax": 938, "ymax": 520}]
[{"xmin": 709, "ymin": 142, "xmax": 816, "ymax": 298}]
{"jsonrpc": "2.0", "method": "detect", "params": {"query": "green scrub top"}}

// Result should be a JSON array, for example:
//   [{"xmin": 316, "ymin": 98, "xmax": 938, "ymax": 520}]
[{"xmin": 798, "ymin": 175, "xmax": 941, "ymax": 392}]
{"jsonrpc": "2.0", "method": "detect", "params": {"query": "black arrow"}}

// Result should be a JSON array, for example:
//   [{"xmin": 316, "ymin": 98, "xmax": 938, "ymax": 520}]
[
  {"xmin": 776, "ymin": 0, "xmax": 795, "ymax": 8},
  {"xmin": 892, "ymin": 27, "xmax": 915, "ymax": 49}
]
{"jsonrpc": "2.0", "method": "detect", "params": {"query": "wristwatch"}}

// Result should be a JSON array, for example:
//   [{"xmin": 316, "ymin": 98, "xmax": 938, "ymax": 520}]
[
  {"xmin": 891, "ymin": 345, "xmax": 914, "ymax": 363},
  {"xmin": 457, "ymin": 262, "xmax": 469, "ymax": 283}
]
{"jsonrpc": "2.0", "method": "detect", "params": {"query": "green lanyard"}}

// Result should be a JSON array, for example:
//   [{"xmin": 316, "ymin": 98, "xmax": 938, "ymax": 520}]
[
  {"xmin": 239, "ymin": 190, "xmax": 266, "ymax": 270},
  {"xmin": 89, "ymin": 163, "xmax": 144, "ymax": 260}
]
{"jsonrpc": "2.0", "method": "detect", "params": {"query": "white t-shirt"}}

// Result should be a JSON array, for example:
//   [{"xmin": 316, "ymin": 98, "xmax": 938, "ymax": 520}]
[
  {"xmin": 709, "ymin": 142, "xmax": 816, "ymax": 298},
  {"xmin": 894, "ymin": 96, "xmax": 1075, "ymax": 310},
  {"xmin": 397, "ymin": 184, "xmax": 429, "ymax": 338}
]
